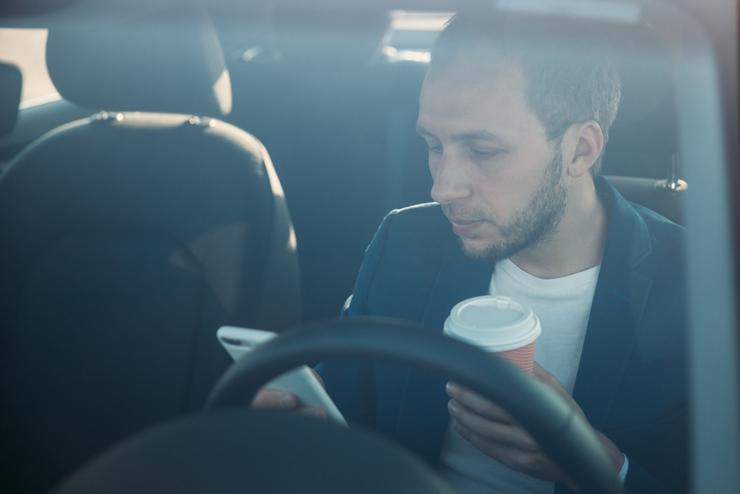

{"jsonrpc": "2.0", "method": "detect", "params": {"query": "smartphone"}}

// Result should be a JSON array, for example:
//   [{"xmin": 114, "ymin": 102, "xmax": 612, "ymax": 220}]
[{"xmin": 216, "ymin": 326, "xmax": 347, "ymax": 426}]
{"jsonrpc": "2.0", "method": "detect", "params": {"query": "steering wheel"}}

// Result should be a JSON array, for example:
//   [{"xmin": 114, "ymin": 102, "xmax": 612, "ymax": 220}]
[{"xmin": 206, "ymin": 317, "xmax": 624, "ymax": 494}]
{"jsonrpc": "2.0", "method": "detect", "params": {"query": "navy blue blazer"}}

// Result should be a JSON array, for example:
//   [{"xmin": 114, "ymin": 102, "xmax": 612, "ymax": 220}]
[{"xmin": 317, "ymin": 177, "xmax": 688, "ymax": 493}]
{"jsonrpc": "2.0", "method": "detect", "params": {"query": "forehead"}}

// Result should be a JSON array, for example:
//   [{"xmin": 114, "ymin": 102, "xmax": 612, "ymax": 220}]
[{"xmin": 417, "ymin": 61, "xmax": 546, "ymax": 142}]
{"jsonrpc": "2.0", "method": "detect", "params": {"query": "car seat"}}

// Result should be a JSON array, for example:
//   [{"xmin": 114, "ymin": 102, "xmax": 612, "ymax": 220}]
[
  {"xmin": 0, "ymin": 61, "xmax": 21, "ymax": 138},
  {"xmin": 0, "ymin": 6, "xmax": 300, "ymax": 493},
  {"xmin": 602, "ymin": 24, "xmax": 687, "ymax": 225},
  {"xmin": 0, "ymin": 61, "xmax": 22, "ymax": 171}
]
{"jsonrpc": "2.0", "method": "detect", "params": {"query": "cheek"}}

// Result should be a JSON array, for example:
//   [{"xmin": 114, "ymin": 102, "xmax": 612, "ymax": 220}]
[
  {"xmin": 472, "ymin": 169, "xmax": 511, "ymax": 209},
  {"xmin": 488, "ymin": 150, "xmax": 547, "ymax": 188},
  {"xmin": 473, "ymin": 165, "xmax": 534, "ymax": 218},
  {"xmin": 427, "ymin": 155, "xmax": 441, "ymax": 178}
]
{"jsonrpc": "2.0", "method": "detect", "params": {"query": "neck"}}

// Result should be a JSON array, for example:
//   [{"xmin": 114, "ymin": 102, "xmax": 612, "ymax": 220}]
[{"xmin": 511, "ymin": 178, "xmax": 606, "ymax": 279}]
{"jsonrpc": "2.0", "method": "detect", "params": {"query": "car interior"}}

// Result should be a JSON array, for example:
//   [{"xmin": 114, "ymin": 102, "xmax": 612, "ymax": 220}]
[{"xmin": 0, "ymin": 0, "xmax": 737, "ymax": 493}]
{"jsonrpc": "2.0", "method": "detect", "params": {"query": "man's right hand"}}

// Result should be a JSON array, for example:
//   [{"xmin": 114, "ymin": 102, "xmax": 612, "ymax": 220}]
[{"xmin": 251, "ymin": 388, "xmax": 328, "ymax": 419}]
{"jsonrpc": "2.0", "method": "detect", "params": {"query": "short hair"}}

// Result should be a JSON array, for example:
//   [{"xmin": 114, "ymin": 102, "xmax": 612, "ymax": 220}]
[{"xmin": 429, "ymin": 12, "xmax": 622, "ymax": 173}]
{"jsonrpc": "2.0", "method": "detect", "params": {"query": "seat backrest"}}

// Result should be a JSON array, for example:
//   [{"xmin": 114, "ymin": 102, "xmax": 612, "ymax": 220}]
[
  {"xmin": 0, "ymin": 61, "xmax": 22, "ymax": 170},
  {"xmin": 604, "ymin": 175, "xmax": 686, "ymax": 225},
  {"xmin": 0, "ymin": 62, "xmax": 21, "ymax": 138},
  {"xmin": 600, "ymin": 27, "xmax": 687, "ymax": 225},
  {"xmin": 0, "ymin": 8, "xmax": 300, "ymax": 493}
]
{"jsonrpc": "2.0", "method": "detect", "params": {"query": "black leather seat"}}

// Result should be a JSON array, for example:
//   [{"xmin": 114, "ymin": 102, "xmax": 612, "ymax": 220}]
[
  {"xmin": 604, "ymin": 175, "xmax": 686, "ymax": 225},
  {"xmin": 0, "ymin": 62, "xmax": 21, "ymax": 138},
  {"xmin": 0, "ymin": 61, "xmax": 21, "ymax": 170},
  {"xmin": 0, "ymin": 7, "xmax": 300, "ymax": 493}
]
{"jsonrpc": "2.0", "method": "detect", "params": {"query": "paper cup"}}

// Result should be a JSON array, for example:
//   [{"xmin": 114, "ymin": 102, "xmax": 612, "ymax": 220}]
[{"xmin": 444, "ymin": 296, "xmax": 541, "ymax": 374}]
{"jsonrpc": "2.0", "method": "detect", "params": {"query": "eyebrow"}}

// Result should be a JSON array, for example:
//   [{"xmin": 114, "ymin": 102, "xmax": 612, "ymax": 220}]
[
  {"xmin": 415, "ymin": 123, "xmax": 436, "ymax": 139},
  {"xmin": 415, "ymin": 124, "xmax": 507, "ymax": 145}
]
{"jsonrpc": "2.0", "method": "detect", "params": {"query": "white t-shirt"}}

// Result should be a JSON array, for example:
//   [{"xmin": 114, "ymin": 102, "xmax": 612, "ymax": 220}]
[{"xmin": 440, "ymin": 258, "xmax": 601, "ymax": 494}]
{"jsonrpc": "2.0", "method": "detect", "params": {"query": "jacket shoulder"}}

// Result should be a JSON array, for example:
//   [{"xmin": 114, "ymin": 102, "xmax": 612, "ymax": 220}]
[
  {"xmin": 383, "ymin": 203, "xmax": 452, "ymax": 241},
  {"xmin": 348, "ymin": 203, "xmax": 455, "ymax": 317},
  {"xmin": 632, "ymin": 202, "xmax": 686, "ymax": 258},
  {"xmin": 371, "ymin": 202, "xmax": 456, "ymax": 272}
]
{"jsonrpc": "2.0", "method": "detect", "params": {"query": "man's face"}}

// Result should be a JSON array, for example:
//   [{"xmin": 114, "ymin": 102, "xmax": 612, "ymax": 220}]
[{"xmin": 416, "ymin": 61, "xmax": 568, "ymax": 262}]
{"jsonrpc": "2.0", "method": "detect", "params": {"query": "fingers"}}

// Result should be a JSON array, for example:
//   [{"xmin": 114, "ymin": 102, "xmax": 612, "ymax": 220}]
[
  {"xmin": 529, "ymin": 368, "xmax": 588, "ymax": 420},
  {"xmin": 533, "ymin": 362, "xmax": 555, "ymax": 383},
  {"xmin": 251, "ymin": 388, "xmax": 299, "ymax": 410},
  {"xmin": 533, "ymin": 363, "xmax": 564, "ymax": 391},
  {"xmin": 454, "ymin": 421, "xmax": 565, "ymax": 482},
  {"xmin": 446, "ymin": 382, "xmax": 514, "ymax": 423},
  {"xmin": 448, "ymin": 399, "xmax": 539, "ymax": 452},
  {"xmin": 447, "ymin": 378, "xmax": 577, "ymax": 486},
  {"xmin": 251, "ymin": 389, "xmax": 328, "ymax": 420},
  {"xmin": 455, "ymin": 421, "xmax": 540, "ymax": 470},
  {"xmin": 298, "ymin": 406, "xmax": 328, "ymax": 420}
]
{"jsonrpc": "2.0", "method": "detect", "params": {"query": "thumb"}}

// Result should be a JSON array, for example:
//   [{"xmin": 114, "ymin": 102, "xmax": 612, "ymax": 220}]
[
  {"xmin": 533, "ymin": 364, "xmax": 567, "ymax": 395},
  {"xmin": 533, "ymin": 362, "xmax": 555, "ymax": 382}
]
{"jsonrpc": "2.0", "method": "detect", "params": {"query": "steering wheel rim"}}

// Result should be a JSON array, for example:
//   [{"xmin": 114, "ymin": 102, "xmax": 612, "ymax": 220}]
[{"xmin": 206, "ymin": 317, "xmax": 624, "ymax": 494}]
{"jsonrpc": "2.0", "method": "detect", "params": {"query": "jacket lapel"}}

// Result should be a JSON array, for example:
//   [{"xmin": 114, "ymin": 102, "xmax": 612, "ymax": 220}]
[
  {"xmin": 392, "ymin": 244, "xmax": 493, "ymax": 463},
  {"xmin": 572, "ymin": 178, "xmax": 654, "ymax": 431},
  {"xmin": 390, "ymin": 178, "xmax": 654, "ymax": 466}
]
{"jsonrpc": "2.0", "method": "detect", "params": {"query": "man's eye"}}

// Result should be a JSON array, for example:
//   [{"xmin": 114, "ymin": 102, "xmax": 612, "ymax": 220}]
[
  {"xmin": 470, "ymin": 148, "xmax": 503, "ymax": 159},
  {"xmin": 428, "ymin": 144, "xmax": 443, "ymax": 155}
]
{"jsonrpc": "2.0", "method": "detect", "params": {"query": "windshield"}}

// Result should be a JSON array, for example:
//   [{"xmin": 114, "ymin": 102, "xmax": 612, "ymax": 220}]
[{"xmin": 0, "ymin": 1, "xmax": 737, "ymax": 493}]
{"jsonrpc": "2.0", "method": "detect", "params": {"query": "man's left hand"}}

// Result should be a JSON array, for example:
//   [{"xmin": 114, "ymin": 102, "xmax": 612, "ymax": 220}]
[{"xmin": 446, "ymin": 363, "xmax": 624, "ymax": 489}]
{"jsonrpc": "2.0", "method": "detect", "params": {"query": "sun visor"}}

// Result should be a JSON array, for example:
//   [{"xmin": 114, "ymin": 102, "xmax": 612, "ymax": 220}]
[
  {"xmin": 0, "ymin": 62, "xmax": 21, "ymax": 137},
  {"xmin": 45, "ymin": 6, "xmax": 232, "ymax": 116}
]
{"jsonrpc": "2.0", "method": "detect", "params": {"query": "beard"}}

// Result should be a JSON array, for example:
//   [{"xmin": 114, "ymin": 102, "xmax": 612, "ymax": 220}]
[{"xmin": 444, "ymin": 145, "xmax": 567, "ymax": 263}]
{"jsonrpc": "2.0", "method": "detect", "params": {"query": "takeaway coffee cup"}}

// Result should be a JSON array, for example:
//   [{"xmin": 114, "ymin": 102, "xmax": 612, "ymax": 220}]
[{"xmin": 443, "ymin": 295, "xmax": 541, "ymax": 374}]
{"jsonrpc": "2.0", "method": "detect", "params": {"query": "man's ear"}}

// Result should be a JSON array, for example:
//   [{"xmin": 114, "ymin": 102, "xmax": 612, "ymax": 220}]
[{"xmin": 566, "ymin": 121, "xmax": 604, "ymax": 178}]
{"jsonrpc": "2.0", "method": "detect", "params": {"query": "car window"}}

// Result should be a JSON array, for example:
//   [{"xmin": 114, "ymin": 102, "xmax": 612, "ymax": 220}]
[{"xmin": 381, "ymin": 10, "xmax": 453, "ymax": 63}]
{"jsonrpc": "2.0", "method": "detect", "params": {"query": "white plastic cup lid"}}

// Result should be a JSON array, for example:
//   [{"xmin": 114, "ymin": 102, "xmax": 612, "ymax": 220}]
[{"xmin": 443, "ymin": 295, "xmax": 542, "ymax": 352}]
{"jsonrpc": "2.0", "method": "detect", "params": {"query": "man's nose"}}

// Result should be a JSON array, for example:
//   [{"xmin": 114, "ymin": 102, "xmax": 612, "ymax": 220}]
[{"xmin": 430, "ymin": 159, "xmax": 472, "ymax": 204}]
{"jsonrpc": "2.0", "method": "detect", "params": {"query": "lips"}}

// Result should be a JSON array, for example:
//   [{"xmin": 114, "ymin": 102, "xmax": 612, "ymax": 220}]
[{"xmin": 450, "ymin": 219, "xmax": 485, "ymax": 236}]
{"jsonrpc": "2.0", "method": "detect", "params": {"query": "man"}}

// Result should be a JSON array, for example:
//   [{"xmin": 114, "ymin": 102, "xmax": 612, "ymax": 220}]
[{"xmin": 256, "ymin": 12, "xmax": 687, "ymax": 494}]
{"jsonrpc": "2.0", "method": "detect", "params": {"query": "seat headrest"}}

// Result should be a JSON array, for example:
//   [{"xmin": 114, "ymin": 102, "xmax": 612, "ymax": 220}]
[
  {"xmin": 0, "ymin": 62, "xmax": 21, "ymax": 136},
  {"xmin": 270, "ymin": 6, "xmax": 389, "ymax": 66},
  {"xmin": 46, "ymin": 6, "xmax": 231, "ymax": 116}
]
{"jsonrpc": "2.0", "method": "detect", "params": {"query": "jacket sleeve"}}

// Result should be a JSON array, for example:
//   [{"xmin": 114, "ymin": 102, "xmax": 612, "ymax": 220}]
[
  {"xmin": 556, "ymin": 409, "xmax": 688, "ymax": 494},
  {"xmin": 622, "ymin": 404, "xmax": 689, "ymax": 494},
  {"xmin": 314, "ymin": 211, "xmax": 397, "ymax": 428},
  {"xmin": 623, "ymin": 461, "xmax": 679, "ymax": 494}
]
